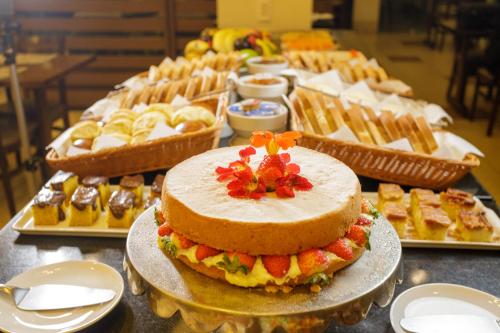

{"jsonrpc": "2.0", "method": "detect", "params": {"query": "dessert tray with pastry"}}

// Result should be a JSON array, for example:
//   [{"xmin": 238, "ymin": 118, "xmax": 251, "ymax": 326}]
[
  {"xmin": 46, "ymin": 91, "xmax": 228, "ymax": 177},
  {"xmin": 284, "ymin": 50, "xmax": 413, "ymax": 97},
  {"xmin": 285, "ymin": 86, "xmax": 481, "ymax": 189},
  {"xmin": 365, "ymin": 183, "xmax": 500, "ymax": 250},
  {"xmin": 13, "ymin": 172, "xmax": 166, "ymax": 238},
  {"xmin": 124, "ymin": 131, "xmax": 402, "ymax": 332}
]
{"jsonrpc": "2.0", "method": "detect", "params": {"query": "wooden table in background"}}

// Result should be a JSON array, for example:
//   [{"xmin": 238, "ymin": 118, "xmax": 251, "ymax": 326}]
[{"xmin": 0, "ymin": 54, "xmax": 95, "ymax": 177}]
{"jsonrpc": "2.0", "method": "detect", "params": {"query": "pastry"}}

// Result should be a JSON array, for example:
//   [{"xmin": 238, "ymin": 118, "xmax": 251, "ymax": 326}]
[
  {"xmin": 50, "ymin": 171, "xmax": 78, "ymax": 204},
  {"xmin": 440, "ymin": 188, "xmax": 475, "ymax": 221},
  {"xmin": 120, "ymin": 175, "xmax": 144, "ymax": 206},
  {"xmin": 410, "ymin": 188, "xmax": 440, "ymax": 216},
  {"xmin": 382, "ymin": 202, "xmax": 407, "ymax": 238},
  {"xmin": 171, "ymin": 106, "xmax": 216, "ymax": 127},
  {"xmin": 150, "ymin": 174, "xmax": 164, "ymax": 199},
  {"xmin": 156, "ymin": 131, "xmax": 376, "ymax": 292},
  {"xmin": 106, "ymin": 190, "xmax": 136, "ymax": 228},
  {"xmin": 68, "ymin": 186, "xmax": 101, "ymax": 226},
  {"xmin": 81, "ymin": 176, "xmax": 110, "ymax": 208},
  {"xmin": 456, "ymin": 211, "xmax": 493, "ymax": 242},
  {"xmin": 32, "ymin": 188, "xmax": 66, "ymax": 225},
  {"xmin": 377, "ymin": 183, "xmax": 404, "ymax": 210},
  {"xmin": 70, "ymin": 120, "xmax": 101, "ymax": 141}
]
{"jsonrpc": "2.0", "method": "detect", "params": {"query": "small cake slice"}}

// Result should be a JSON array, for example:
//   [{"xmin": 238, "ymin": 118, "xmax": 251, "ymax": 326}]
[
  {"xmin": 106, "ymin": 190, "xmax": 136, "ymax": 228},
  {"xmin": 440, "ymin": 188, "xmax": 475, "ymax": 221},
  {"xmin": 81, "ymin": 176, "xmax": 110, "ymax": 209},
  {"xmin": 32, "ymin": 188, "xmax": 66, "ymax": 225},
  {"xmin": 377, "ymin": 183, "xmax": 404, "ymax": 210},
  {"xmin": 150, "ymin": 174, "xmax": 165, "ymax": 199},
  {"xmin": 69, "ymin": 186, "xmax": 101, "ymax": 226},
  {"xmin": 120, "ymin": 175, "xmax": 144, "ymax": 206},
  {"xmin": 382, "ymin": 202, "xmax": 408, "ymax": 238},
  {"xmin": 456, "ymin": 210, "xmax": 493, "ymax": 242},
  {"xmin": 50, "ymin": 171, "xmax": 78, "ymax": 204},
  {"xmin": 413, "ymin": 205, "xmax": 451, "ymax": 240},
  {"xmin": 410, "ymin": 188, "xmax": 440, "ymax": 217}
]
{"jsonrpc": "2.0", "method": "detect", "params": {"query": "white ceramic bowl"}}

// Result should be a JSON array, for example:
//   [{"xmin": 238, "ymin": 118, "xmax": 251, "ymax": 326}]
[
  {"xmin": 236, "ymin": 74, "xmax": 288, "ymax": 103},
  {"xmin": 247, "ymin": 56, "xmax": 288, "ymax": 75},
  {"xmin": 227, "ymin": 100, "xmax": 288, "ymax": 137}
]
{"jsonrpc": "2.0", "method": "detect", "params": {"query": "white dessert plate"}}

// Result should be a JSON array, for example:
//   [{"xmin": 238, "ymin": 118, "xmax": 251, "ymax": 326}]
[
  {"xmin": 12, "ymin": 186, "xmax": 152, "ymax": 238},
  {"xmin": 0, "ymin": 260, "xmax": 124, "ymax": 333},
  {"xmin": 364, "ymin": 192, "xmax": 500, "ymax": 250},
  {"xmin": 390, "ymin": 283, "xmax": 500, "ymax": 333}
]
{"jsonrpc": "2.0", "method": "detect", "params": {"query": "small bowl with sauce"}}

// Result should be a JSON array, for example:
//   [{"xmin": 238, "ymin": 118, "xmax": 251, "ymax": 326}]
[
  {"xmin": 236, "ymin": 74, "xmax": 288, "ymax": 103},
  {"xmin": 227, "ymin": 99, "xmax": 288, "ymax": 137},
  {"xmin": 247, "ymin": 56, "xmax": 288, "ymax": 75}
]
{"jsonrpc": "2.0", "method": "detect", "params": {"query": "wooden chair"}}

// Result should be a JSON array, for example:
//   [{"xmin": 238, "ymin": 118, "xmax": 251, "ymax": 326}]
[
  {"xmin": 0, "ymin": 112, "xmax": 38, "ymax": 217},
  {"xmin": 13, "ymin": 0, "xmax": 173, "ymax": 108}
]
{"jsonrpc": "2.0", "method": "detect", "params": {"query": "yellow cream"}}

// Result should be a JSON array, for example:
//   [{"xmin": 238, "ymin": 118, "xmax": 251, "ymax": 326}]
[{"xmin": 170, "ymin": 233, "xmax": 200, "ymax": 263}]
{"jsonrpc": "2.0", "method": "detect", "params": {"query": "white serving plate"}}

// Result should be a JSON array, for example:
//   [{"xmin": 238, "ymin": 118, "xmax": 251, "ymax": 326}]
[
  {"xmin": 0, "ymin": 260, "xmax": 124, "ymax": 333},
  {"xmin": 364, "ymin": 192, "xmax": 500, "ymax": 250},
  {"xmin": 390, "ymin": 283, "xmax": 500, "ymax": 333},
  {"xmin": 12, "ymin": 186, "xmax": 153, "ymax": 238}
]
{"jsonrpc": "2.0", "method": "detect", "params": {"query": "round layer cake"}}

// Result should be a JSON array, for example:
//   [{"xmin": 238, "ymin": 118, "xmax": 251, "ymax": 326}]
[
  {"xmin": 161, "ymin": 146, "xmax": 361, "ymax": 255},
  {"xmin": 156, "ymin": 141, "xmax": 376, "ymax": 291}
]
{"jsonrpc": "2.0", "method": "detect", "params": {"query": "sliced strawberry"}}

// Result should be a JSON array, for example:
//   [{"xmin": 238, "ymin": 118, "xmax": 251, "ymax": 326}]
[
  {"xmin": 297, "ymin": 249, "xmax": 328, "ymax": 276},
  {"xmin": 324, "ymin": 239, "xmax": 353, "ymax": 260},
  {"xmin": 158, "ymin": 222, "xmax": 173, "ymax": 237},
  {"xmin": 195, "ymin": 244, "xmax": 222, "ymax": 261},
  {"xmin": 176, "ymin": 233, "xmax": 196, "ymax": 249},
  {"xmin": 346, "ymin": 225, "xmax": 367, "ymax": 247},
  {"xmin": 356, "ymin": 215, "xmax": 372, "ymax": 226},
  {"xmin": 257, "ymin": 155, "xmax": 286, "ymax": 188},
  {"xmin": 154, "ymin": 208, "xmax": 165, "ymax": 225},
  {"xmin": 227, "ymin": 252, "xmax": 256, "ymax": 272},
  {"xmin": 262, "ymin": 255, "xmax": 291, "ymax": 278}
]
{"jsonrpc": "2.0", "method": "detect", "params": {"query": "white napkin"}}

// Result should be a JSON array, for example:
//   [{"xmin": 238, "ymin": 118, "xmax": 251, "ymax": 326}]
[
  {"xmin": 383, "ymin": 138, "xmax": 414, "ymax": 152},
  {"xmin": 303, "ymin": 70, "xmax": 344, "ymax": 96},
  {"xmin": 132, "ymin": 103, "xmax": 149, "ymax": 114},
  {"xmin": 47, "ymin": 128, "xmax": 72, "ymax": 156},
  {"xmin": 86, "ymin": 98, "xmax": 120, "ymax": 118},
  {"xmin": 423, "ymin": 103, "xmax": 453, "ymax": 124},
  {"xmin": 365, "ymin": 58, "xmax": 380, "ymax": 69},
  {"xmin": 66, "ymin": 145, "xmax": 91, "ymax": 157},
  {"xmin": 92, "ymin": 135, "xmax": 127, "ymax": 151},
  {"xmin": 171, "ymin": 95, "xmax": 189, "ymax": 107},
  {"xmin": 146, "ymin": 122, "xmax": 179, "ymax": 141},
  {"xmin": 327, "ymin": 125, "xmax": 360, "ymax": 142},
  {"xmin": 341, "ymin": 81, "xmax": 378, "ymax": 107},
  {"xmin": 119, "ymin": 76, "xmax": 148, "ymax": 90},
  {"xmin": 432, "ymin": 132, "xmax": 484, "ymax": 160},
  {"xmin": 375, "ymin": 93, "xmax": 406, "ymax": 117}
]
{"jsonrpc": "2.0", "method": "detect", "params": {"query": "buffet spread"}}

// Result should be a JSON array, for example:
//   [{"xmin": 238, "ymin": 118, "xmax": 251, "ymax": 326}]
[{"xmin": 15, "ymin": 29, "xmax": 497, "ymax": 332}]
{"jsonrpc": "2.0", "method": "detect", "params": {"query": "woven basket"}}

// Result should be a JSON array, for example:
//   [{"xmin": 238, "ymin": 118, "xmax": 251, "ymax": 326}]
[
  {"xmin": 46, "ymin": 93, "xmax": 228, "ymax": 177},
  {"xmin": 286, "ymin": 93, "xmax": 480, "ymax": 189}
]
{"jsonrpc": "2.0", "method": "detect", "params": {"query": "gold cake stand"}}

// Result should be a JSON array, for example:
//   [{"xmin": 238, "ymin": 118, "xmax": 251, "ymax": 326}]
[{"xmin": 124, "ymin": 207, "xmax": 402, "ymax": 332}]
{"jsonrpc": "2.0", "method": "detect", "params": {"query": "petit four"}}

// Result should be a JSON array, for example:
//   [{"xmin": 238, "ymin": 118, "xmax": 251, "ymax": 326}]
[
  {"xmin": 120, "ymin": 175, "xmax": 145, "ymax": 206},
  {"xmin": 106, "ymin": 190, "xmax": 136, "ymax": 228},
  {"xmin": 50, "ymin": 171, "xmax": 78, "ymax": 204},
  {"xmin": 81, "ymin": 176, "xmax": 110, "ymax": 208},
  {"xmin": 377, "ymin": 183, "xmax": 404, "ymax": 210},
  {"xmin": 69, "ymin": 186, "xmax": 101, "ymax": 226},
  {"xmin": 440, "ymin": 188, "xmax": 475, "ymax": 221},
  {"xmin": 32, "ymin": 188, "xmax": 66, "ymax": 225},
  {"xmin": 412, "ymin": 205, "xmax": 451, "ymax": 241}
]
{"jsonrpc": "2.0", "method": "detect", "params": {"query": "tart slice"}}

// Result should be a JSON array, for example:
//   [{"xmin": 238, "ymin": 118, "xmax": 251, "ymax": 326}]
[
  {"xmin": 69, "ymin": 186, "xmax": 101, "ymax": 226},
  {"xmin": 440, "ymin": 188, "xmax": 475, "ymax": 221},
  {"xmin": 456, "ymin": 210, "xmax": 493, "ymax": 242},
  {"xmin": 81, "ymin": 176, "xmax": 110, "ymax": 209},
  {"xmin": 410, "ymin": 188, "xmax": 440, "ymax": 217},
  {"xmin": 32, "ymin": 188, "xmax": 66, "ymax": 225},
  {"xmin": 106, "ymin": 190, "xmax": 136, "ymax": 228},
  {"xmin": 50, "ymin": 171, "xmax": 78, "ymax": 204},
  {"xmin": 120, "ymin": 175, "xmax": 144, "ymax": 206}
]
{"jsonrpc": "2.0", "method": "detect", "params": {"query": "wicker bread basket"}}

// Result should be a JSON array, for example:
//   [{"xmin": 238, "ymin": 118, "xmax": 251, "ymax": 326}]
[
  {"xmin": 286, "ymin": 92, "xmax": 480, "ymax": 189},
  {"xmin": 46, "ymin": 93, "xmax": 228, "ymax": 177}
]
